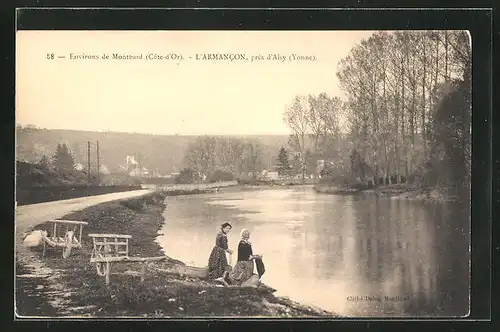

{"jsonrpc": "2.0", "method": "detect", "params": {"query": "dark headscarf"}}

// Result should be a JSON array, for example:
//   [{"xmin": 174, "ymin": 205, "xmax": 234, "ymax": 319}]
[{"xmin": 221, "ymin": 222, "xmax": 232, "ymax": 231}]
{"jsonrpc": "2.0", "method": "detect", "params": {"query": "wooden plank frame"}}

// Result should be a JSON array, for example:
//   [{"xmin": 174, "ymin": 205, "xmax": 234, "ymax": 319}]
[
  {"xmin": 88, "ymin": 233, "xmax": 166, "ymax": 285},
  {"xmin": 41, "ymin": 220, "xmax": 88, "ymax": 258}
]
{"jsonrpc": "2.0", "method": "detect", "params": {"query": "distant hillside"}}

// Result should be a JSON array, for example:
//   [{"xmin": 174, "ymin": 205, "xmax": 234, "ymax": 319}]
[{"xmin": 15, "ymin": 128, "xmax": 289, "ymax": 175}]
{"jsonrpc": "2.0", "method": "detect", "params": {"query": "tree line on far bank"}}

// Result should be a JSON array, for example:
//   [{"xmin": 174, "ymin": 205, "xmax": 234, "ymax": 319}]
[
  {"xmin": 178, "ymin": 31, "xmax": 471, "ymax": 192},
  {"xmin": 176, "ymin": 143, "xmax": 308, "ymax": 185},
  {"xmin": 177, "ymin": 136, "xmax": 269, "ymax": 184}
]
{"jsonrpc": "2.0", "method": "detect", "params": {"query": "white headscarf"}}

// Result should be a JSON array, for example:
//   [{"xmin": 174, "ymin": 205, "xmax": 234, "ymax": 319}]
[{"xmin": 240, "ymin": 229, "xmax": 251, "ymax": 244}]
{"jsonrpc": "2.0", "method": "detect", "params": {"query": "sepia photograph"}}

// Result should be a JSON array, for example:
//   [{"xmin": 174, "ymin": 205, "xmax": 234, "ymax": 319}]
[{"xmin": 15, "ymin": 28, "xmax": 471, "ymax": 318}]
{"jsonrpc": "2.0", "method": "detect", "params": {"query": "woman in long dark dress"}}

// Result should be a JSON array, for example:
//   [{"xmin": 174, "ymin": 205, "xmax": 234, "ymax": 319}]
[{"xmin": 207, "ymin": 222, "xmax": 233, "ymax": 279}]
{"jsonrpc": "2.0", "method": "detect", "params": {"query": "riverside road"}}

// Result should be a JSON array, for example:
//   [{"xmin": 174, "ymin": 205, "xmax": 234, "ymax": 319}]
[{"xmin": 15, "ymin": 189, "xmax": 154, "ymax": 240}]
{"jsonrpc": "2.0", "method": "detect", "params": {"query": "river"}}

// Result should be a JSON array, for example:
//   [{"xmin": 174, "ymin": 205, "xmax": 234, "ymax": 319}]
[{"xmin": 156, "ymin": 186, "xmax": 470, "ymax": 317}]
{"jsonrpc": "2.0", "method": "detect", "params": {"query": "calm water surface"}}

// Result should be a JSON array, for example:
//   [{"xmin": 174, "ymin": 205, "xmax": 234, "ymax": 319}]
[{"xmin": 156, "ymin": 186, "xmax": 469, "ymax": 317}]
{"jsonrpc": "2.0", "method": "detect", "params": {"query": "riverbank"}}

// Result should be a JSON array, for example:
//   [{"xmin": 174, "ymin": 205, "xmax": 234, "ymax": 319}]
[
  {"xmin": 157, "ymin": 181, "xmax": 312, "ymax": 195},
  {"xmin": 314, "ymin": 183, "xmax": 467, "ymax": 202},
  {"xmin": 152, "ymin": 181, "xmax": 238, "ymax": 194},
  {"xmin": 16, "ymin": 191, "xmax": 333, "ymax": 317},
  {"xmin": 237, "ymin": 179, "xmax": 314, "ymax": 187}
]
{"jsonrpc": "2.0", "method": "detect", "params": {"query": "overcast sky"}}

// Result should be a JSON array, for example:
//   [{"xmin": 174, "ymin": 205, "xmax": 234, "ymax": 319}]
[{"xmin": 16, "ymin": 30, "xmax": 375, "ymax": 135}]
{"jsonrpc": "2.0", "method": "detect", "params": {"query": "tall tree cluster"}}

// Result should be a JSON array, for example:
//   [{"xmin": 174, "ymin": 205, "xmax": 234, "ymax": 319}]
[
  {"xmin": 336, "ymin": 30, "xmax": 470, "ymax": 186},
  {"xmin": 282, "ymin": 30, "xmax": 470, "ymax": 189}
]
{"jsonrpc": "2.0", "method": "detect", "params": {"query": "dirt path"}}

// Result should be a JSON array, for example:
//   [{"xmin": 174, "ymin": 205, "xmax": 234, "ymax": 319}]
[{"xmin": 15, "ymin": 189, "xmax": 154, "ymax": 237}]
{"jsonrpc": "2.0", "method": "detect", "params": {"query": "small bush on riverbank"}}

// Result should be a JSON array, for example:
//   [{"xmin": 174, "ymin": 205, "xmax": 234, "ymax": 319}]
[
  {"xmin": 120, "ymin": 197, "xmax": 147, "ymax": 212},
  {"xmin": 119, "ymin": 191, "xmax": 167, "ymax": 212},
  {"xmin": 175, "ymin": 168, "xmax": 197, "ymax": 184}
]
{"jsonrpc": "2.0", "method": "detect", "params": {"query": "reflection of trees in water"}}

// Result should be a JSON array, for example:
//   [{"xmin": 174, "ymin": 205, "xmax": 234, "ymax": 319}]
[
  {"xmin": 417, "ymin": 201, "xmax": 469, "ymax": 316},
  {"xmin": 352, "ymin": 198, "xmax": 387, "ymax": 283},
  {"xmin": 386, "ymin": 199, "xmax": 439, "ymax": 315},
  {"xmin": 349, "ymin": 198, "xmax": 443, "ymax": 315},
  {"xmin": 385, "ymin": 200, "xmax": 467, "ymax": 316}
]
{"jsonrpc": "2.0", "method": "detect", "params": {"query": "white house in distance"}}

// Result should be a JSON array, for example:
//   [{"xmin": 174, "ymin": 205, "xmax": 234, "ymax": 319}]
[
  {"xmin": 117, "ymin": 155, "xmax": 152, "ymax": 177},
  {"xmin": 129, "ymin": 167, "xmax": 150, "ymax": 177}
]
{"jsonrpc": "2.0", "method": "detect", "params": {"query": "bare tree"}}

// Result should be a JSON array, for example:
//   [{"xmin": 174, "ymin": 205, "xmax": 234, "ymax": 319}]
[
  {"xmin": 242, "ymin": 140, "xmax": 263, "ymax": 179},
  {"xmin": 184, "ymin": 136, "xmax": 217, "ymax": 181},
  {"xmin": 283, "ymin": 95, "xmax": 310, "ymax": 182},
  {"xmin": 307, "ymin": 94, "xmax": 327, "ymax": 183}
]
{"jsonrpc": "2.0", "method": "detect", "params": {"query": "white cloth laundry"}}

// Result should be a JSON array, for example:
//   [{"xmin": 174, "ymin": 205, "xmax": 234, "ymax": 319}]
[{"xmin": 23, "ymin": 230, "xmax": 47, "ymax": 248}]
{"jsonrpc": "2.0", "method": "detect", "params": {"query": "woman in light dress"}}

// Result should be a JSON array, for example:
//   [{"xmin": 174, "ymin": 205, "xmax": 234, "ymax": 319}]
[{"xmin": 223, "ymin": 229, "xmax": 263, "ymax": 287}]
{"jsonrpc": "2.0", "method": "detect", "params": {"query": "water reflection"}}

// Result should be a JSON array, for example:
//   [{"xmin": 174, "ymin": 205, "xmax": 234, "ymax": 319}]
[{"xmin": 157, "ymin": 187, "xmax": 469, "ymax": 317}]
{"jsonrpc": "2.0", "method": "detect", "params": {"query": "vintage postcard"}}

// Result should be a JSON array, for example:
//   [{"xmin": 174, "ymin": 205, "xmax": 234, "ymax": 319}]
[{"xmin": 15, "ymin": 28, "xmax": 471, "ymax": 318}]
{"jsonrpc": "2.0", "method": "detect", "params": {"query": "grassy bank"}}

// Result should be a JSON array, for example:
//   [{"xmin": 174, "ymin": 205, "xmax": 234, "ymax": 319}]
[
  {"xmin": 16, "ymin": 191, "xmax": 333, "ymax": 318},
  {"xmin": 314, "ymin": 183, "xmax": 466, "ymax": 202}
]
